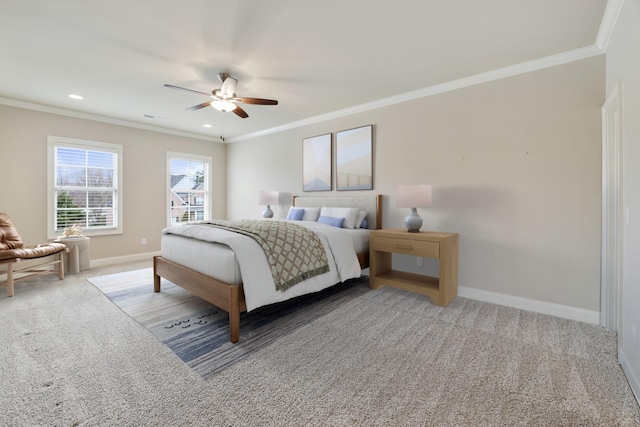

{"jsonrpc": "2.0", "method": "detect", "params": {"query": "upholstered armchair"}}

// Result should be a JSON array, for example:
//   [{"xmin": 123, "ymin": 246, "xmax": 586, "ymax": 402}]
[{"xmin": 0, "ymin": 213, "xmax": 67, "ymax": 297}]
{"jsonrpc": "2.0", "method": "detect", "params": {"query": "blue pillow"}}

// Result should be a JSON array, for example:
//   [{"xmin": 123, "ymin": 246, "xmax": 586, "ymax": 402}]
[
  {"xmin": 360, "ymin": 218, "xmax": 368, "ymax": 229},
  {"xmin": 286, "ymin": 208, "xmax": 305, "ymax": 221},
  {"xmin": 318, "ymin": 216, "xmax": 344, "ymax": 228}
]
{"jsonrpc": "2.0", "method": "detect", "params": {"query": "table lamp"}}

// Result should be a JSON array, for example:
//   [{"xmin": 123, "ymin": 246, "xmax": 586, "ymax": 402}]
[
  {"xmin": 397, "ymin": 184, "xmax": 432, "ymax": 232},
  {"xmin": 258, "ymin": 190, "xmax": 279, "ymax": 218}
]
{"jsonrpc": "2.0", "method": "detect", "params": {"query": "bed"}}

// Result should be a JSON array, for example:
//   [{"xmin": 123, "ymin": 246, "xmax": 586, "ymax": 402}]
[{"xmin": 153, "ymin": 194, "xmax": 382, "ymax": 342}]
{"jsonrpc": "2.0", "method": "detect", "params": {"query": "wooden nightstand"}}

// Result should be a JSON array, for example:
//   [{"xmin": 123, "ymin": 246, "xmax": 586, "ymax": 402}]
[{"xmin": 369, "ymin": 229, "xmax": 459, "ymax": 306}]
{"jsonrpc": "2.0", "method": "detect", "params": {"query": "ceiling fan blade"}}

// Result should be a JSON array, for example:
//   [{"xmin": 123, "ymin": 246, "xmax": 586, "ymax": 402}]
[
  {"xmin": 164, "ymin": 84, "xmax": 212, "ymax": 97},
  {"xmin": 236, "ymin": 97, "xmax": 278, "ymax": 105},
  {"xmin": 186, "ymin": 101, "xmax": 213, "ymax": 111},
  {"xmin": 232, "ymin": 105, "xmax": 249, "ymax": 118}
]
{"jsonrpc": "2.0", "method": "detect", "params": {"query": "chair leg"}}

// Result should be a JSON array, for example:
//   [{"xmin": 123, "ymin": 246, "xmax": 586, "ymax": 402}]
[
  {"xmin": 58, "ymin": 252, "xmax": 65, "ymax": 280},
  {"xmin": 7, "ymin": 262, "xmax": 14, "ymax": 297}
]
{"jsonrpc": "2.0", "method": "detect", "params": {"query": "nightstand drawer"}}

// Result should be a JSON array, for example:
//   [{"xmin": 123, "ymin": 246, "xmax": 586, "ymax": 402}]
[{"xmin": 373, "ymin": 236, "xmax": 439, "ymax": 258}]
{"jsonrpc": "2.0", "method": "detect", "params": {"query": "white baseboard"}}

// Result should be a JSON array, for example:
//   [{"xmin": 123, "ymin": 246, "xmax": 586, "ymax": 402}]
[
  {"xmin": 459, "ymin": 286, "xmax": 600, "ymax": 325},
  {"xmin": 87, "ymin": 256, "xmax": 601, "ymax": 325},
  {"xmin": 86, "ymin": 259, "xmax": 601, "ymax": 326},
  {"xmin": 619, "ymin": 349, "xmax": 640, "ymax": 406},
  {"xmin": 90, "ymin": 251, "xmax": 161, "ymax": 268}
]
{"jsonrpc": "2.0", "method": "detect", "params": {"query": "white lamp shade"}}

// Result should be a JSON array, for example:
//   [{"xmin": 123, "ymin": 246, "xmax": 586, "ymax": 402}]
[
  {"xmin": 258, "ymin": 190, "xmax": 279, "ymax": 206},
  {"xmin": 397, "ymin": 184, "xmax": 432, "ymax": 208}
]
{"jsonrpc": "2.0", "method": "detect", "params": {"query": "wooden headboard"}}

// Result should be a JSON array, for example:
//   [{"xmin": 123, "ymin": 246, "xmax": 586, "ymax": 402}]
[{"xmin": 292, "ymin": 194, "xmax": 382, "ymax": 230}]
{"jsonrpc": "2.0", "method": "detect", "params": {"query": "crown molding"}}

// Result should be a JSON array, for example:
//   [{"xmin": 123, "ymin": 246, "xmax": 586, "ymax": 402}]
[
  {"xmin": 229, "ymin": 44, "xmax": 604, "ymax": 142},
  {"xmin": 1, "ymin": 41, "xmax": 608, "ymax": 145},
  {"xmin": 0, "ymin": 96, "xmax": 222, "ymax": 143},
  {"xmin": 596, "ymin": 0, "xmax": 625, "ymax": 52}
]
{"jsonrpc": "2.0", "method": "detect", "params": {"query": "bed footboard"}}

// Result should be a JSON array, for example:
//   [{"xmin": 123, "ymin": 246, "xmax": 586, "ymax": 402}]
[
  {"xmin": 153, "ymin": 250, "xmax": 368, "ymax": 343},
  {"xmin": 153, "ymin": 256, "xmax": 247, "ymax": 343}
]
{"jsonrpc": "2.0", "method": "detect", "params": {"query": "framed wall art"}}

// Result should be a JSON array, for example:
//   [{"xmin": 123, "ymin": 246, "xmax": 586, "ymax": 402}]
[
  {"xmin": 336, "ymin": 125, "xmax": 373, "ymax": 191},
  {"xmin": 302, "ymin": 133, "xmax": 332, "ymax": 191}
]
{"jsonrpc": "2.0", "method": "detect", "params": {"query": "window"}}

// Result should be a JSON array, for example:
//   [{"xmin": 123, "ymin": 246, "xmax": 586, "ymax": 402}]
[
  {"xmin": 167, "ymin": 152, "xmax": 211, "ymax": 225},
  {"xmin": 47, "ymin": 136, "xmax": 123, "ymax": 238}
]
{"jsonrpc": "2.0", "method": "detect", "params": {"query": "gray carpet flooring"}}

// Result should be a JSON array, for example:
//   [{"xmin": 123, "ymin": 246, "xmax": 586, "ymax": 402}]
[
  {"xmin": 87, "ymin": 268, "xmax": 371, "ymax": 377},
  {"xmin": 2, "ymin": 260, "xmax": 639, "ymax": 426}
]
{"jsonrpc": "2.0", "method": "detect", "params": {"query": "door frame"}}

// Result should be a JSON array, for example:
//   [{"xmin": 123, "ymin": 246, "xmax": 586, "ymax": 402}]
[{"xmin": 601, "ymin": 82, "xmax": 623, "ymax": 334}]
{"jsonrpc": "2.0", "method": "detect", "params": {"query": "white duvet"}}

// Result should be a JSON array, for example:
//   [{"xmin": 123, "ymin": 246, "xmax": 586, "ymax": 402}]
[{"xmin": 162, "ymin": 220, "xmax": 362, "ymax": 311}]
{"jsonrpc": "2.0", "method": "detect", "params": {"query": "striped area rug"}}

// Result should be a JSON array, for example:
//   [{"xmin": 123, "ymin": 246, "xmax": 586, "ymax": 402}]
[{"xmin": 87, "ymin": 268, "xmax": 370, "ymax": 379}]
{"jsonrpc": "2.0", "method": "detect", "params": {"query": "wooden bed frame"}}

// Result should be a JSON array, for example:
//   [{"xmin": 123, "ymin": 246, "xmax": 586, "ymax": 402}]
[{"xmin": 154, "ymin": 194, "xmax": 382, "ymax": 343}]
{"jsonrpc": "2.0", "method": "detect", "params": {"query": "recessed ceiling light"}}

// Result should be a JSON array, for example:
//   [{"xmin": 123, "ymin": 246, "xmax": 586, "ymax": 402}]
[
  {"xmin": 68, "ymin": 94, "xmax": 83, "ymax": 100},
  {"xmin": 203, "ymin": 124, "xmax": 212, "ymax": 128}
]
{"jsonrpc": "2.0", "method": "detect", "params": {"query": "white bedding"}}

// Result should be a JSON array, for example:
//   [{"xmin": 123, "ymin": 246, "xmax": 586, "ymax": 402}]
[
  {"xmin": 162, "ymin": 220, "xmax": 364, "ymax": 311},
  {"xmin": 341, "ymin": 227, "xmax": 370, "ymax": 253}
]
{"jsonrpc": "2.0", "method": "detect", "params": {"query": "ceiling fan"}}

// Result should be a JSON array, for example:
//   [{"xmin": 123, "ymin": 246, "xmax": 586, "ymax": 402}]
[{"xmin": 164, "ymin": 73, "xmax": 278, "ymax": 119}]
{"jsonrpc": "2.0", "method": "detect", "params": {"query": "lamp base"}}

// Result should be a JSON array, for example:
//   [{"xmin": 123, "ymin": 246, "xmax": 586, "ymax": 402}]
[
  {"xmin": 404, "ymin": 208, "xmax": 422, "ymax": 233},
  {"xmin": 262, "ymin": 205, "xmax": 274, "ymax": 219}
]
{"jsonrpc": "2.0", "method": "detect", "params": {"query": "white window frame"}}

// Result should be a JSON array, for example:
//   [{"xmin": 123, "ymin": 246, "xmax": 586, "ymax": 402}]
[
  {"xmin": 166, "ymin": 151, "xmax": 212, "ymax": 226},
  {"xmin": 47, "ymin": 136, "xmax": 123, "ymax": 239}
]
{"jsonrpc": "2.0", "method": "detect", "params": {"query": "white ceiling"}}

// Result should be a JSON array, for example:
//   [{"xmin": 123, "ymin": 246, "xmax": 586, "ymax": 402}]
[{"xmin": 0, "ymin": 0, "xmax": 611, "ymax": 142}]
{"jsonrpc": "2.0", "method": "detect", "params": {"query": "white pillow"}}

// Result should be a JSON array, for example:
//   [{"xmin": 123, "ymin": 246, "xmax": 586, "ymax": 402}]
[
  {"xmin": 355, "ymin": 210, "xmax": 368, "ymax": 229},
  {"xmin": 320, "ymin": 207, "xmax": 360, "ymax": 229},
  {"xmin": 301, "ymin": 207, "xmax": 321, "ymax": 222}
]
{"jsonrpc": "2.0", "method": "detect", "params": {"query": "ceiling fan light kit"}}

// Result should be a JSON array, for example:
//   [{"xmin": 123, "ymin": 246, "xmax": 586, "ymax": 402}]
[
  {"xmin": 211, "ymin": 100, "xmax": 237, "ymax": 112},
  {"xmin": 164, "ymin": 73, "xmax": 278, "ymax": 119}
]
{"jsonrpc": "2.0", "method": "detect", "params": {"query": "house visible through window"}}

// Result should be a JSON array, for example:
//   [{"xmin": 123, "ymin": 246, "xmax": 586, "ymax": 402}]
[
  {"xmin": 167, "ymin": 152, "xmax": 211, "ymax": 225},
  {"xmin": 47, "ymin": 136, "xmax": 123, "ymax": 238}
]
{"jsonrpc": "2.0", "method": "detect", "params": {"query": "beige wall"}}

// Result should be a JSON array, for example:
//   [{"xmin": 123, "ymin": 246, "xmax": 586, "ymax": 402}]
[
  {"xmin": 606, "ymin": 0, "xmax": 640, "ymax": 403},
  {"xmin": 0, "ymin": 55, "xmax": 606, "ymax": 315},
  {"xmin": 0, "ymin": 105, "xmax": 226, "ymax": 260},
  {"xmin": 228, "ymin": 56, "xmax": 605, "ymax": 312}
]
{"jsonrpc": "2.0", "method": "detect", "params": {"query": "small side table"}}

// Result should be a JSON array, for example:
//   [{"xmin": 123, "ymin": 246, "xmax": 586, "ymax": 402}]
[
  {"xmin": 55, "ymin": 236, "xmax": 90, "ymax": 274},
  {"xmin": 369, "ymin": 229, "xmax": 459, "ymax": 306}
]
